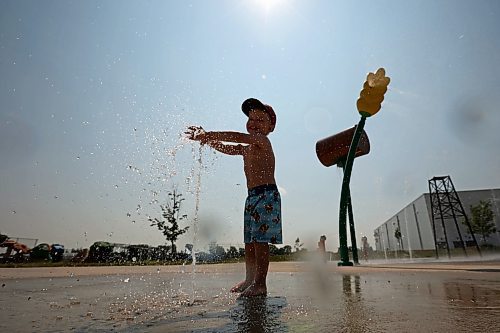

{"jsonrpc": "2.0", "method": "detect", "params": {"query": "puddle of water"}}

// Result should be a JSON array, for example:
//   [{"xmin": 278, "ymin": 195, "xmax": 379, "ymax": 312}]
[{"xmin": 1, "ymin": 265, "xmax": 499, "ymax": 332}]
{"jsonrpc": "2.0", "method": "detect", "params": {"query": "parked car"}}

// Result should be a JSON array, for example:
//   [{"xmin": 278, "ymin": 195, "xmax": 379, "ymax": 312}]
[
  {"xmin": 87, "ymin": 241, "xmax": 114, "ymax": 263},
  {"xmin": 50, "ymin": 244, "xmax": 65, "ymax": 262},
  {"xmin": 0, "ymin": 240, "xmax": 30, "ymax": 263},
  {"xmin": 30, "ymin": 243, "xmax": 52, "ymax": 261}
]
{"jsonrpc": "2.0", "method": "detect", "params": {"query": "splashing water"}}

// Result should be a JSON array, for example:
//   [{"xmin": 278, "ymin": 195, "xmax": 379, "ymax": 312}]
[
  {"xmin": 190, "ymin": 144, "xmax": 203, "ymax": 305},
  {"xmin": 125, "ymin": 129, "xmax": 195, "ymax": 226}
]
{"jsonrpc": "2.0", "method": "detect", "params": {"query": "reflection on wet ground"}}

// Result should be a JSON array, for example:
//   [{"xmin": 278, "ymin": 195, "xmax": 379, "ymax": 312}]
[{"xmin": 0, "ymin": 262, "xmax": 499, "ymax": 332}]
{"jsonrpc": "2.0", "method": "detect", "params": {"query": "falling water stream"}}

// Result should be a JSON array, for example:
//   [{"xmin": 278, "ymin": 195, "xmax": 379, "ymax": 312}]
[{"xmin": 190, "ymin": 144, "xmax": 203, "ymax": 305}]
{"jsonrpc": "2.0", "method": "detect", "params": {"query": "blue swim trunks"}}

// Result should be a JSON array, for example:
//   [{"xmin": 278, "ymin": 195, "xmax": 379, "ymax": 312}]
[{"xmin": 244, "ymin": 184, "xmax": 282, "ymax": 244}]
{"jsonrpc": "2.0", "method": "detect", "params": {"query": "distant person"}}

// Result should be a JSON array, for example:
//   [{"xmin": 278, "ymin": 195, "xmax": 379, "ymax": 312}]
[
  {"xmin": 186, "ymin": 98, "xmax": 282, "ymax": 297},
  {"xmin": 361, "ymin": 236, "xmax": 369, "ymax": 261},
  {"xmin": 318, "ymin": 235, "xmax": 327, "ymax": 263}
]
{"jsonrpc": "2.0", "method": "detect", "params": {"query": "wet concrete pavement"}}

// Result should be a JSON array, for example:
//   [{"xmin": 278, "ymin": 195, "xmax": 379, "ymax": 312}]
[{"xmin": 0, "ymin": 259, "xmax": 499, "ymax": 332}]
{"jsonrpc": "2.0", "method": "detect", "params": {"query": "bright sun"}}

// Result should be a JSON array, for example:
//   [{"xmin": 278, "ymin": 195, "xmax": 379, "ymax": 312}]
[{"xmin": 255, "ymin": 0, "xmax": 284, "ymax": 13}]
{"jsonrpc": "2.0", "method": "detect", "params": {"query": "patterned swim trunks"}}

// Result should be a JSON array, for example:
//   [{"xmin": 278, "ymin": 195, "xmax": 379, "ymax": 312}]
[{"xmin": 244, "ymin": 184, "xmax": 282, "ymax": 244}]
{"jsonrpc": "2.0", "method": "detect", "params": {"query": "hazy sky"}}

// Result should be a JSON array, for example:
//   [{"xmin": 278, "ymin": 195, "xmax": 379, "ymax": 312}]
[{"xmin": 1, "ymin": 0, "xmax": 500, "ymax": 252}]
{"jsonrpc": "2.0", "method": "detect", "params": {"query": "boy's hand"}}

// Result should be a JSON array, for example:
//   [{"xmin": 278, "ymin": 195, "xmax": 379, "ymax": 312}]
[{"xmin": 186, "ymin": 126, "xmax": 208, "ymax": 144}]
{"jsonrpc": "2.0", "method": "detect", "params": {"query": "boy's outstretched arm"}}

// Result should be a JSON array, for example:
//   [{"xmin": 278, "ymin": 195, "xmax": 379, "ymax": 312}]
[
  {"xmin": 186, "ymin": 126, "xmax": 208, "ymax": 144},
  {"xmin": 186, "ymin": 126, "xmax": 245, "ymax": 155},
  {"xmin": 205, "ymin": 131, "xmax": 267, "ymax": 147},
  {"xmin": 186, "ymin": 126, "xmax": 267, "ymax": 147},
  {"xmin": 208, "ymin": 141, "xmax": 244, "ymax": 155}
]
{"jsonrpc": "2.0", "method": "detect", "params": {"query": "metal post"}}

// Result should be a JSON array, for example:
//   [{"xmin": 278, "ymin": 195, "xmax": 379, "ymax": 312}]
[
  {"xmin": 428, "ymin": 183, "xmax": 440, "ymax": 259},
  {"xmin": 447, "ymin": 177, "xmax": 482, "ymax": 257},
  {"xmin": 338, "ymin": 116, "xmax": 366, "ymax": 266},
  {"xmin": 347, "ymin": 190, "xmax": 359, "ymax": 265},
  {"xmin": 341, "ymin": 164, "xmax": 360, "ymax": 265}
]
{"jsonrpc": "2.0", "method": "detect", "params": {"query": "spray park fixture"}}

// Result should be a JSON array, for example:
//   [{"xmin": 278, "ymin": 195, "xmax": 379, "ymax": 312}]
[{"xmin": 315, "ymin": 68, "xmax": 390, "ymax": 266}]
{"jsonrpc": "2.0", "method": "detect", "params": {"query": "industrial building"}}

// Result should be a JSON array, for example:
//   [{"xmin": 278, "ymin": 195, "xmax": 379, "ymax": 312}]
[{"xmin": 373, "ymin": 184, "xmax": 500, "ymax": 253}]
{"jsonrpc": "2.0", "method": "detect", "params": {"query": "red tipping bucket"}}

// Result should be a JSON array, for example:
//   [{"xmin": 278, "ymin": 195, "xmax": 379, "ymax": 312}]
[{"xmin": 316, "ymin": 126, "xmax": 370, "ymax": 167}]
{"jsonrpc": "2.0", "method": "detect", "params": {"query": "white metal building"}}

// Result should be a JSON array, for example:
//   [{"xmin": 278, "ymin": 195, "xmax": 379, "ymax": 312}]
[{"xmin": 373, "ymin": 188, "xmax": 500, "ymax": 252}]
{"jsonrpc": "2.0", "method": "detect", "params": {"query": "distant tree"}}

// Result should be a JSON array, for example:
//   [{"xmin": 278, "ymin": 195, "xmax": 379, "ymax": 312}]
[
  {"xmin": 294, "ymin": 238, "xmax": 304, "ymax": 252},
  {"xmin": 208, "ymin": 241, "xmax": 216, "ymax": 254},
  {"xmin": 238, "ymin": 247, "xmax": 245, "ymax": 257},
  {"xmin": 373, "ymin": 229, "xmax": 380, "ymax": 245},
  {"xmin": 149, "ymin": 189, "xmax": 189, "ymax": 255},
  {"xmin": 227, "ymin": 246, "xmax": 239, "ymax": 258},
  {"xmin": 282, "ymin": 245, "xmax": 292, "ymax": 255},
  {"xmin": 269, "ymin": 244, "xmax": 279, "ymax": 255},
  {"xmin": 215, "ymin": 246, "xmax": 226, "ymax": 258},
  {"xmin": 465, "ymin": 200, "xmax": 497, "ymax": 244}
]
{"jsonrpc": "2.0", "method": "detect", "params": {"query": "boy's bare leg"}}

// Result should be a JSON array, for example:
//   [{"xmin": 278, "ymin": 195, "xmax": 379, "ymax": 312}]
[
  {"xmin": 231, "ymin": 243, "xmax": 256, "ymax": 292},
  {"xmin": 240, "ymin": 242, "xmax": 269, "ymax": 297}
]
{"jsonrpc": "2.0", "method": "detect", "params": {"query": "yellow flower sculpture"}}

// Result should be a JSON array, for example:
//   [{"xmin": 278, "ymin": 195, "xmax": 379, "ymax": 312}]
[{"xmin": 356, "ymin": 68, "xmax": 390, "ymax": 117}]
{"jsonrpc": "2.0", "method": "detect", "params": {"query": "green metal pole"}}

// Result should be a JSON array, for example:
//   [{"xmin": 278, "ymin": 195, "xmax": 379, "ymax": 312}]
[
  {"xmin": 338, "ymin": 116, "xmax": 367, "ymax": 266},
  {"xmin": 347, "ymin": 191, "xmax": 360, "ymax": 265},
  {"xmin": 342, "ymin": 164, "xmax": 360, "ymax": 265}
]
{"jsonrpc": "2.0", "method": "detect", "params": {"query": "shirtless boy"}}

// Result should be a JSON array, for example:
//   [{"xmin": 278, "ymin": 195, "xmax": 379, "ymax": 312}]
[{"xmin": 186, "ymin": 98, "xmax": 282, "ymax": 297}]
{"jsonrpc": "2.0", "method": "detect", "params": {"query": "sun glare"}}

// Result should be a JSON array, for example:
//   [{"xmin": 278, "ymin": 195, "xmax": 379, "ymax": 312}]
[{"xmin": 255, "ymin": 0, "xmax": 284, "ymax": 14}]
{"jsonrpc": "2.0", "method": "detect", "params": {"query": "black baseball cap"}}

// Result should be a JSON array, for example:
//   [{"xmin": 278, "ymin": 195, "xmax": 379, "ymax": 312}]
[{"xmin": 241, "ymin": 98, "xmax": 276, "ymax": 131}]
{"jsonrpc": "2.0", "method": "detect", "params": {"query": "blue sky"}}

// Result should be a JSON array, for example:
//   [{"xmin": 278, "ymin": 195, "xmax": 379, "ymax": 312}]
[{"xmin": 1, "ymin": 0, "xmax": 500, "ymax": 252}]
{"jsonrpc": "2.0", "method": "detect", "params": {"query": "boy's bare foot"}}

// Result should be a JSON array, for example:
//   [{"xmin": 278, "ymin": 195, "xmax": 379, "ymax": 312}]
[
  {"xmin": 230, "ymin": 280, "xmax": 253, "ymax": 293},
  {"xmin": 239, "ymin": 283, "xmax": 267, "ymax": 297}
]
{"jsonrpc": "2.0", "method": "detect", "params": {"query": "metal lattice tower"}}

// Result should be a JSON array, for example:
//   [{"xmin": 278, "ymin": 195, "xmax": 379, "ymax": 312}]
[{"xmin": 428, "ymin": 176, "xmax": 481, "ymax": 258}]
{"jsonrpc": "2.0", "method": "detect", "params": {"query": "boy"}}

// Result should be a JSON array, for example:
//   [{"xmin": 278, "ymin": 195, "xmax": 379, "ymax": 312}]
[{"xmin": 186, "ymin": 98, "xmax": 282, "ymax": 297}]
